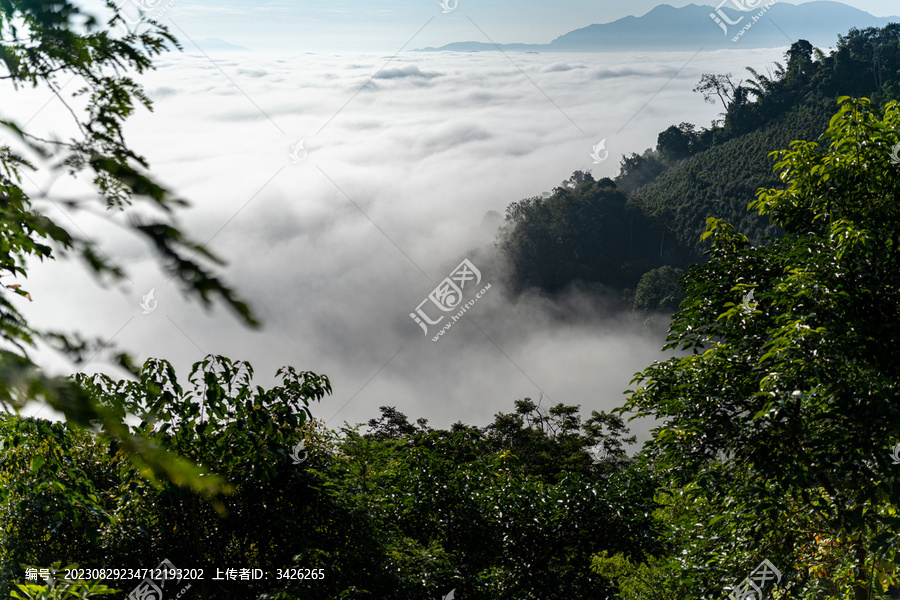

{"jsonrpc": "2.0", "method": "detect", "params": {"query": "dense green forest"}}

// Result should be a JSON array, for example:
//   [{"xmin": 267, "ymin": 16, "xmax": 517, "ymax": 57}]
[
  {"xmin": 4, "ymin": 99, "xmax": 900, "ymax": 600},
  {"xmin": 0, "ymin": 374, "xmax": 653, "ymax": 599},
  {"xmin": 2, "ymin": 2, "xmax": 900, "ymax": 599},
  {"xmin": 498, "ymin": 26, "xmax": 900, "ymax": 312}
]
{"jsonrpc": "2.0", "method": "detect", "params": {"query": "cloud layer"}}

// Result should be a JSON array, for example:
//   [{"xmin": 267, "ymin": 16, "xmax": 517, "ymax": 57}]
[{"xmin": 9, "ymin": 46, "xmax": 789, "ymax": 442}]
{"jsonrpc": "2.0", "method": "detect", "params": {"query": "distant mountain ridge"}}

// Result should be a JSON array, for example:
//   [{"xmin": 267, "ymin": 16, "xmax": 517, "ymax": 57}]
[{"xmin": 416, "ymin": 1, "xmax": 899, "ymax": 52}]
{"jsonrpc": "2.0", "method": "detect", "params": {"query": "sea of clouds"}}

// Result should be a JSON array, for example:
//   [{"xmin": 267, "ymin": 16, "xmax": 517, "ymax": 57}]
[{"xmin": 5, "ymin": 46, "xmax": 790, "ymax": 443}]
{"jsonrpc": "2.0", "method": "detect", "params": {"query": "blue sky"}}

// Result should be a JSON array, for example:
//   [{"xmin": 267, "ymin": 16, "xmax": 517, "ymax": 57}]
[{"xmin": 145, "ymin": 0, "xmax": 900, "ymax": 51}]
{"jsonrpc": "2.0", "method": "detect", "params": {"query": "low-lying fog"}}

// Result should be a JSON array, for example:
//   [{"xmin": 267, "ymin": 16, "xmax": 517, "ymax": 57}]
[{"xmin": 8, "ymin": 47, "xmax": 787, "ymax": 443}]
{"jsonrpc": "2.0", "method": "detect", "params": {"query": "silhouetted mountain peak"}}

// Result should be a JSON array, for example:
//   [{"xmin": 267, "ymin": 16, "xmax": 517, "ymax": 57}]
[{"xmin": 417, "ymin": 1, "xmax": 899, "ymax": 52}]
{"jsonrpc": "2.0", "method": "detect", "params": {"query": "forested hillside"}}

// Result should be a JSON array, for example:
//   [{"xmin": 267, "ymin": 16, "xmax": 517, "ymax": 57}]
[
  {"xmin": 498, "ymin": 25, "xmax": 900, "ymax": 311},
  {"xmin": 632, "ymin": 99, "xmax": 831, "ymax": 254}
]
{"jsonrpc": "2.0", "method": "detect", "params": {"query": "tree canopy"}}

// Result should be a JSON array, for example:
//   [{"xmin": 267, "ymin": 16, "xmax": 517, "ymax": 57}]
[
  {"xmin": 0, "ymin": 0, "xmax": 257, "ymax": 492},
  {"xmin": 498, "ymin": 28, "xmax": 900, "ymax": 315},
  {"xmin": 621, "ymin": 97, "xmax": 900, "ymax": 600},
  {"xmin": 1, "ymin": 364, "xmax": 656, "ymax": 600}
]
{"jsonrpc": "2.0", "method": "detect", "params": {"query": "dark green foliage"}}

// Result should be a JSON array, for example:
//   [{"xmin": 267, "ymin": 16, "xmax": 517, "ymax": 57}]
[
  {"xmin": 365, "ymin": 406, "xmax": 430, "ymax": 440},
  {"xmin": 621, "ymin": 98, "xmax": 900, "ymax": 600},
  {"xmin": 94, "ymin": 356, "xmax": 330, "ymax": 599},
  {"xmin": 0, "ymin": 375, "xmax": 658, "ymax": 600},
  {"xmin": 615, "ymin": 150, "xmax": 669, "ymax": 194},
  {"xmin": 2, "ymin": 356, "xmax": 335, "ymax": 599},
  {"xmin": 633, "ymin": 98, "xmax": 832, "ymax": 254},
  {"xmin": 497, "ymin": 26, "xmax": 900, "ymax": 315},
  {"xmin": 497, "ymin": 171, "xmax": 677, "ymax": 296},
  {"xmin": 632, "ymin": 266, "xmax": 684, "ymax": 313},
  {"xmin": 299, "ymin": 403, "xmax": 656, "ymax": 600},
  {"xmin": 483, "ymin": 397, "xmax": 636, "ymax": 483},
  {"xmin": 0, "ymin": 418, "xmax": 120, "ymax": 599},
  {"xmin": 0, "ymin": 0, "xmax": 258, "ymax": 495},
  {"xmin": 656, "ymin": 123, "xmax": 701, "ymax": 163},
  {"xmin": 634, "ymin": 27, "xmax": 900, "ymax": 257}
]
